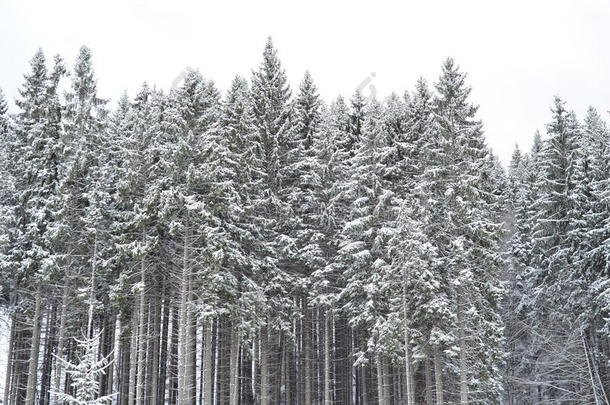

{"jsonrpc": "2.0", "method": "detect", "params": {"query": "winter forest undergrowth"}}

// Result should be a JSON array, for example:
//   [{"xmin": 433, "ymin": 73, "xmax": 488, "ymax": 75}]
[{"xmin": 1, "ymin": 38, "xmax": 609, "ymax": 405}]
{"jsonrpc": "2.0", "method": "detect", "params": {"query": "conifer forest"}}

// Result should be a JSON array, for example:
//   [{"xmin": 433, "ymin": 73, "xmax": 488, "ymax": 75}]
[{"xmin": 1, "ymin": 39, "xmax": 609, "ymax": 405}]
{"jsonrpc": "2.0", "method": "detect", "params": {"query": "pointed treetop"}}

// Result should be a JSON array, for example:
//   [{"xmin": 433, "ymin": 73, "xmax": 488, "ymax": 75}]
[
  {"xmin": 510, "ymin": 144, "xmax": 522, "ymax": 171},
  {"xmin": 0, "ymin": 87, "xmax": 8, "ymax": 135},
  {"xmin": 256, "ymin": 36, "xmax": 289, "ymax": 88},
  {"xmin": 71, "ymin": 46, "xmax": 98, "ymax": 97},
  {"xmin": 434, "ymin": 57, "xmax": 477, "ymax": 117},
  {"xmin": 0, "ymin": 87, "xmax": 7, "ymax": 115},
  {"xmin": 17, "ymin": 49, "xmax": 48, "ymax": 112},
  {"xmin": 295, "ymin": 70, "xmax": 322, "ymax": 148}
]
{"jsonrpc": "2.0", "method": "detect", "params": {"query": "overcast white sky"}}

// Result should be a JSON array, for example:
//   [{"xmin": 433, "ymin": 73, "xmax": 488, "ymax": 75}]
[{"xmin": 1, "ymin": 0, "xmax": 609, "ymax": 164}]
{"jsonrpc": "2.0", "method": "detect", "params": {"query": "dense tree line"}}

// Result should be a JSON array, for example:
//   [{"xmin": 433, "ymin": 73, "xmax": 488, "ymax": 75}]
[
  {"xmin": 506, "ymin": 99, "xmax": 610, "ymax": 404},
  {"xmin": 0, "ymin": 38, "xmax": 605, "ymax": 405}
]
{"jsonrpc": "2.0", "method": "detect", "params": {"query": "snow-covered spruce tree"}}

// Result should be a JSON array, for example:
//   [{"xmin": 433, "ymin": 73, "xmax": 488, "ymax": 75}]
[
  {"xmin": 308, "ymin": 95, "xmax": 352, "ymax": 405},
  {"xmin": 4, "ymin": 49, "xmax": 66, "ymax": 405},
  {"xmin": 504, "ymin": 140, "xmax": 543, "ymax": 405},
  {"xmin": 286, "ymin": 70, "xmax": 325, "ymax": 405},
  {"xmin": 215, "ymin": 75, "xmax": 267, "ymax": 405},
  {"xmin": 565, "ymin": 106, "xmax": 610, "ymax": 401},
  {"xmin": 108, "ymin": 84, "xmax": 173, "ymax": 405},
  {"xmin": 54, "ymin": 330, "xmax": 114, "ymax": 405},
  {"xmin": 54, "ymin": 258, "xmax": 115, "ymax": 405},
  {"xmin": 339, "ymin": 98, "xmax": 396, "ymax": 405},
  {"xmin": 522, "ymin": 98, "xmax": 601, "ymax": 403},
  {"xmin": 530, "ymin": 98, "xmax": 577, "ymax": 301},
  {"xmin": 191, "ymin": 75, "xmax": 268, "ymax": 405},
  {"xmin": 0, "ymin": 87, "xmax": 8, "ymax": 135},
  {"xmin": 160, "ymin": 70, "xmax": 222, "ymax": 405},
  {"xmin": 55, "ymin": 47, "xmax": 111, "ymax": 402},
  {"xmin": 0, "ymin": 86, "xmax": 19, "ymax": 405},
  {"xmin": 385, "ymin": 198, "xmax": 445, "ymax": 405},
  {"xmin": 580, "ymin": 107, "xmax": 610, "ymax": 399},
  {"xmin": 346, "ymin": 90, "xmax": 366, "ymax": 157},
  {"xmin": 250, "ymin": 37, "xmax": 296, "ymax": 405},
  {"xmin": 419, "ymin": 58, "xmax": 505, "ymax": 405}
]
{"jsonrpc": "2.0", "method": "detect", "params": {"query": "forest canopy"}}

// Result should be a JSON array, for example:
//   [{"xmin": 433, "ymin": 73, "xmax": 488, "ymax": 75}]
[{"xmin": 0, "ymin": 38, "xmax": 609, "ymax": 405}]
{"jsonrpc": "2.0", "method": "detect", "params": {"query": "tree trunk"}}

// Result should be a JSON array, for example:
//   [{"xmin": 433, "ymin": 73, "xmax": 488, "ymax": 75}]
[
  {"xmin": 4, "ymin": 312, "xmax": 16, "ymax": 405},
  {"xmin": 324, "ymin": 310, "xmax": 332, "ymax": 405},
  {"xmin": 203, "ymin": 320, "xmax": 213, "ymax": 405},
  {"xmin": 433, "ymin": 346, "xmax": 444, "ymax": 405},
  {"xmin": 403, "ymin": 298, "xmax": 415, "ymax": 405},
  {"xmin": 38, "ymin": 304, "xmax": 56, "ymax": 405},
  {"xmin": 149, "ymin": 293, "xmax": 161, "ymax": 405},
  {"xmin": 376, "ymin": 356, "xmax": 384, "ymax": 405},
  {"xmin": 136, "ymin": 254, "xmax": 148, "ymax": 405},
  {"xmin": 178, "ymin": 223, "xmax": 193, "ymax": 405},
  {"xmin": 457, "ymin": 296, "xmax": 468, "ymax": 405},
  {"xmin": 53, "ymin": 281, "xmax": 69, "ymax": 404},
  {"xmin": 25, "ymin": 287, "xmax": 43, "ymax": 405},
  {"xmin": 424, "ymin": 355, "xmax": 433, "ymax": 405},
  {"xmin": 128, "ymin": 306, "xmax": 139, "ymax": 405},
  {"xmin": 229, "ymin": 323, "xmax": 240, "ymax": 405},
  {"xmin": 260, "ymin": 326, "xmax": 269, "ymax": 405},
  {"xmin": 118, "ymin": 318, "xmax": 130, "ymax": 405},
  {"xmin": 251, "ymin": 334, "xmax": 257, "ymax": 405},
  {"xmin": 169, "ymin": 305, "xmax": 179, "ymax": 405},
  {"xmin": 304, "ymin": 305, "xmax": 312, "ymax": 405},
  {"xmin": 158, "ymin": 291, "xmax": 171, "ymax": 405}
]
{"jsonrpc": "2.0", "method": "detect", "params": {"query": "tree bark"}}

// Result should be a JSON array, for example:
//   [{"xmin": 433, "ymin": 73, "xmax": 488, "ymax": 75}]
[
  {"xmin": 229, "ymin": 323, "xmax": 240, "ymax": 405},
  {"xmin": 403, "ymin": 296, "xmax": 415, "ymax": 405},
  {"xmin": 457, "ymin": 296, "xmax": 468, "ymax": 405},
  {"xmin": 203, "ymin": 320, "xmax": 213, "ymax": 405},
  {"xmin": 53, "ymin": 280, "xmax": 69, "ymax": 404},
  {"xmin": 303, "ymin": 305, "xmax": 312, "ymax": 405},
  {"xmin": 433, "ymin": 346, "xmax": 444, "ymax": 405},
  {"xmin": 424, "ymin": 355, "xmax": 433, "ymax": 405},
  {"xmin": 376, "ymin": 356, "xmax": 384, "ymax": 405},
  {"xmin": 128, "ymin": 306, "xmax": 139, "ymax": 405},
  {"xmin": 38, "ymin": 304, "xmax": 56, "ymax": 405},
  {"xmin": 4, "ymin": 312, "xmax": 16, "ymax": 405},
  {"xmin": 260, "ymin": 326, "xmax": 269, "ymax": 405},
  {"xmin": 324, "ymin": 310, "xmax": 332, "ymax": 405},
  {"xmin": 25, "ymin": 287, "xmax": 43, "ymax": 405},
  {"xmin": 136, "ymin": 253, "xmax": 148, "ymax": 405}
]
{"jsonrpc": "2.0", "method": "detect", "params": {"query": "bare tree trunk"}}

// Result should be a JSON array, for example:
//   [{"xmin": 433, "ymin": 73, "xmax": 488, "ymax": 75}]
[
  {"xmin": 403, "ymin": 292, "xmax": 415, "ymax": 405},
  {"xmin": 229, "ymin": 323, "xmax": 240, "ymax": 405},
  {"xmin": 203, "ymin": 320, "xmax": 213, "ymax": 405},
  {"xmin": 178, "ymin": 222, "xmax": 195, "ymax": 405},
  {"xmin": 188, "ymin": 305, "xmax": 197, "ymax": 405},
  {"xmin": 251, "ymin": 334, "xmax": 257, "ymax": 405},
  {"xmin": 361, "ymin": 365, "xmax": 369, "ymax": 405},
  {"xmin": 102, "ymin": 315, "xmax": 117, "ymax": 398},
  {"xmin": 324, "ymin": 310, "xmax": 332, "ymax": 405},
  {"xmin": 383, "ymin": 361, "xmax": 391, "ymax": 405},
  {"xmin": 169, "ymin": 306, "xmax": 179, "ymax": 405},
  {"xmin": 149, "ymin": 293, "xmax": 161, "ymax": 405},
  {"xmin": 4, "ymin": 312, "xmax": 16, "ymax": 405},
  {"xmin": 260, "ymin": 326, "xmax": 269, "ymax": 405},
  {"xmin": 128, "ymin": 306, "xmax": 139, "ymax": 405},
  {"xmin": 38, "ymin": 305, "xmax": 56, "ymax": 405},
  {"xmin": 424, "ymin": 355, "xmax": 433, "ymax": 405},
  {"xmin": 53, "ymin": 280, "xmax": 69, "ymax": 405},
  {"xmin": 25, "ymin": 287, "xmax": 43, "ymax": 405},
  {"xmin": 158, "ymin": 292, "xmax": 171, "ymax": 405},
  {"xmin": 376, "ymin": 356, "xmax": 384, "ymax": 405},
  {"xmin": 433, "ymin": 346, "xmax": 444, "ymax": 405},
  {"xmin": 118, "ymin": 318, "xmax": 131, "ymax": 405},
  {"xmin": 136, "ymin": 254, "xmax": 148, "ymax": 405},
  {"xmin": 304, "ymin": 306, "xmax": 312, "ymax": 405},
  {"xmin": 457, "ymin": 296, "xmax": 468, "ymax": 405}
]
